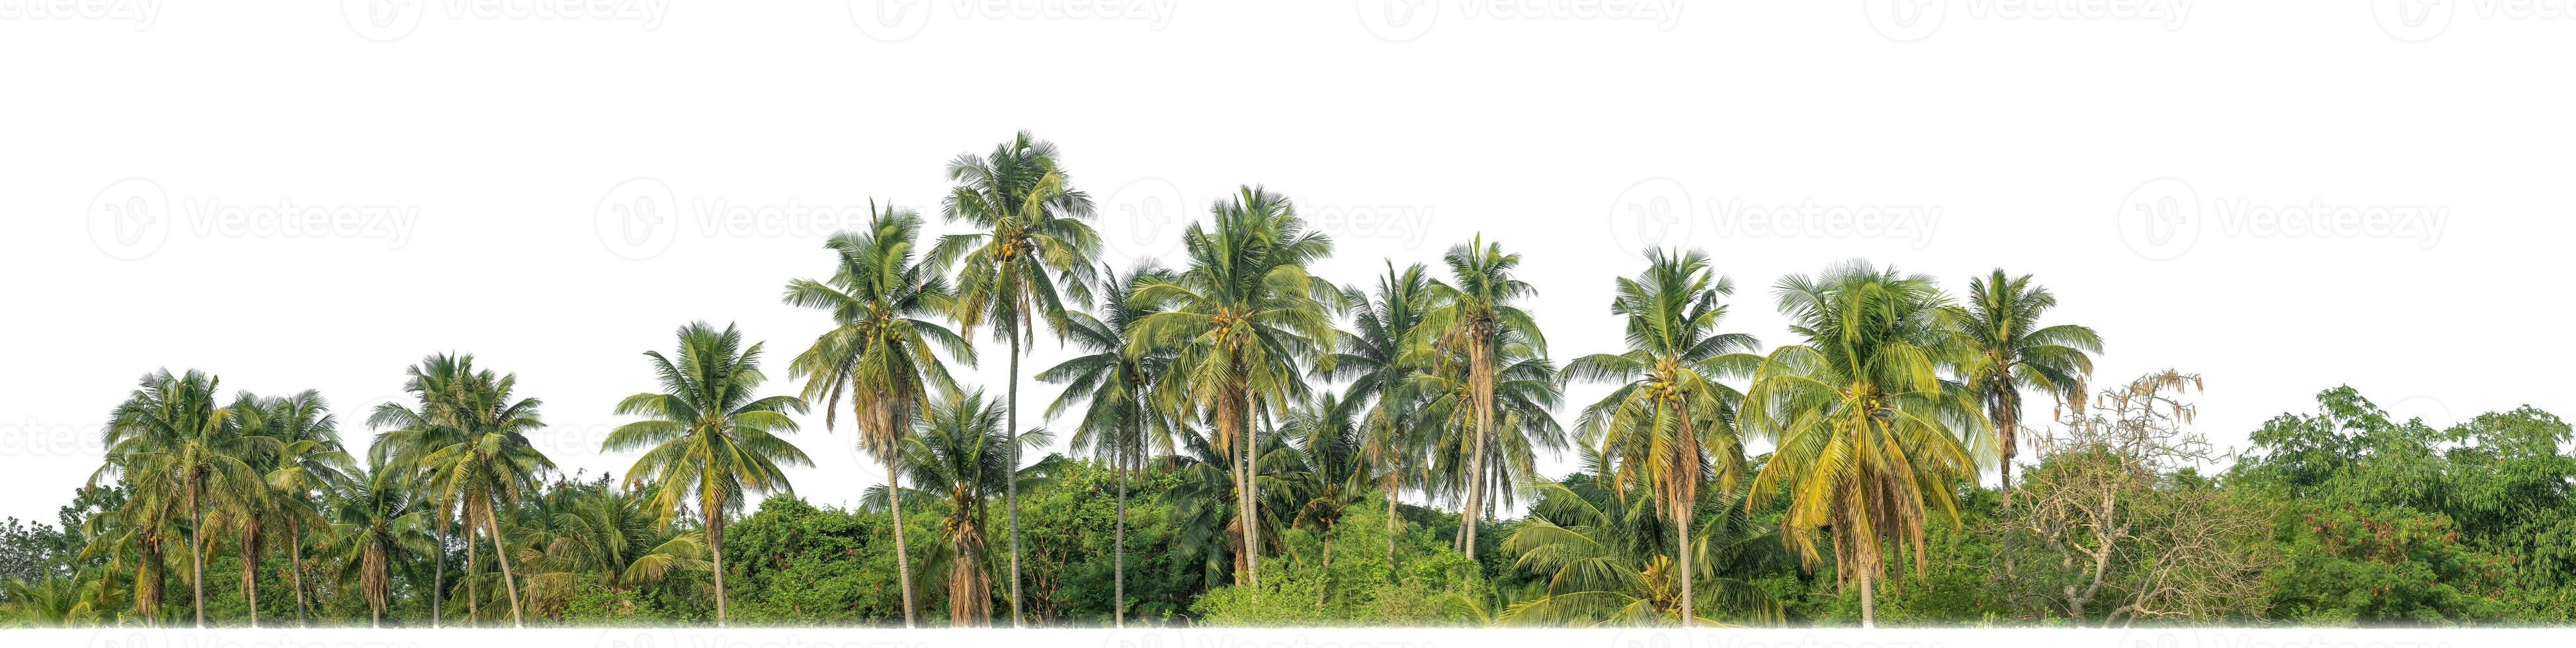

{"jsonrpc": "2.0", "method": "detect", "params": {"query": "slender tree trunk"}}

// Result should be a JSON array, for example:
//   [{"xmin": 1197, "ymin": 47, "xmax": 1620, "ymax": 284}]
[
  {"xmin": 431, "ymin": 516, "xmax": 446, "ymax": 629},
  {"xmin": 289, "ymin": 516, "xmax": 309, "ymax": 628},
  {"xmin": 1005, "ymin": 329, "xmax": 1025, "ymax": 628},
  {"xmin": 1314, "ymin": 536, "xmax": 1332, "ymax": 608},
  {"xmin": 1385, "ymin": 480, "xmax": 1399, "ymax": 573},
  {"xmin": 187, "ymin": 475, "xmax": 206, "ymax": 628},
  {"xmin": 240, "ymin": 528, "xmax": 259, "ymax": 628},
  {"xmin": 481, "ymin": 498, "xmax": 526, "ymax": 628},
  {"xmin": 706, "ymin": 497, "xmax": 726, "ymax": 627},
  {"xmin": 887, "ymin": 461, "xmax": 917, "ymax": 628},
  {"xmin": 1677, "ymin": 498, "xmax": 1692, "ymax": 627},
  {"xmin": 1114, "ymin": 425, "xmax": 1128, "ymax": 628},
  {"xmin": 464, "ymin": 509, "xmax": 479, "ymax": 628},
  {"xmin": 1241, "ymin": 389, "xmax": 1261, "ymax": 587}
]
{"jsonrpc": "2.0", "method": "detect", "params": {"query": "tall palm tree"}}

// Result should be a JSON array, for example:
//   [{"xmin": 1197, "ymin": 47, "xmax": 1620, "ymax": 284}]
[
  {"xmin": 1563, "ymin": 248, "xmax": 1761, "ymax": 626},
  {"xmin": 1128, "ymin": 185, "xmax": 1337, "ymax": 587},
  {"xmin": 326, "ymin": 457, "xmax": 435, "ymax": 628},
  {"xmin": 1317, "ymin": 263, "xmax": 1434, "ymax": 569},
  {"xmin": 1038, "ymin": 262, "xmax": 1175, "ymax": 627},
  {"xmin": 371, "ymin": 354, "xmax": 553, "ymax": 628},
  {"xmin": 511, "ymin": 475, "xmax": 712, "ymax": 620},
  {"xmin": 249, "ymin": 391, "xmax": 350, "ymax": 628},
  {"xmin": 882, "ymin": 389, "xmax": 1057, "ymax": 626},
  {"xmin": 604, "ymin": 321, "xmax": 812, "ymax": 626},
  {"xmin": 931, "ymin": 131, "xmax": 1100, "ymax": 626},
  {"xmin": 782, "ymin": 204, "xmax": 971, "ymax": 628},
  {"xmin": 97, "ymin": 368, "xmax": 267, "ymax": 628},
  {"xmin": 1415, "ymin": 235, "xmax": 1545, "ymax": 556},
  {"xmin": 1951, "ymin": 269, "xmax": 2102, "ymax": 508},
  {"xmin": 1741, "ymin": 261, "xmax": 1985, "ymax": 628},
  {"xmin": 1411, "ymin": 329, "xmax": 1566, "ymax": 545}
]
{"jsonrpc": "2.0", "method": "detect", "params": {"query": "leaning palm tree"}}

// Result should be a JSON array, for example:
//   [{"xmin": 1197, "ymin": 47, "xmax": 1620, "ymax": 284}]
[
  {"xmin": 372, "ymin": 354, "xmax": 554, "ymax": 628},
  {"xmin": 326, "ymin": 457, "xmax": 435, "ymax": 628},
  {"xmin": 1563, "ymin": 248, "xmax": 1762, "ymax": 626},
  {"xmin": 1950, "ymin": 269, "xmax": 2102, "ymax": 508},
  {"xmin": 930, "ymin": 132, "xmax": 1099, "ymax": 626},
  {"xmin": 1038, "ymin": 262, "xmax": 1175, "ymax": 627},
  {"xmin": 1741, "ymin": 261, "xmax": 1985, "ymax": 627},
  {"xmin": 1128, "ymin": 185, "xmax": 1338, "ymax": 587},
  {"xmin": 1317, "ymin": 263, "xmax": 1434, "ymax": 569},
  {"xmin": 604, "ymin": 321, "xmax": 811, "ymax": 626},
  {"xmin": 1415, "ymin": 235, "xmax": 1545, "ymax": 556},
  {"xmin": 882, "ymin": 389, "xmax": 1057, "ymax": 627},
  {"xmin": 96, "ymin": 368, "xmax": 269, "ymax": 628},
  {"xmin": 782, "ymin": 204, "xmax": 971, "ymax": 628}
]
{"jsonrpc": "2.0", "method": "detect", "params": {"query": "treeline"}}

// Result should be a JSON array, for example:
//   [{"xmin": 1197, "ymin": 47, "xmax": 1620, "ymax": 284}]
[{"xmin": 3, "ymin": 132, "xmax": 2569, "ymax": 629}]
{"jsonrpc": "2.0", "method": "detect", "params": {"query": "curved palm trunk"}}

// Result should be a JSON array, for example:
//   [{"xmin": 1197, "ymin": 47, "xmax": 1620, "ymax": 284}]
[
  {"xmin": 431, "ymin": 515, "xmax": 446, "ymax": 628},
  {"xmin": 1456, "ymin": 340, "xmax": 1496, "ymax": 558},
  {"xmin": 479, "ymin": 497, "xmax": 526, "ymax": 628},
  {"xmin": 288, "ymin": 516, "xmax": 309, "ymax": 628},
  {"xmin": 187, "ymin": 473, "xmax": 206, "ymax": 628},
  {"xmin": 1005, "ymin": 331, "xmax": 1025, "ymax": 628},
  {"xmin": 887, "ymin": 461, "xmax": 918, "ymax": 628},
  {"xmin": 239, "ymin": 526, "xmax": 260, "ymax": 628}
]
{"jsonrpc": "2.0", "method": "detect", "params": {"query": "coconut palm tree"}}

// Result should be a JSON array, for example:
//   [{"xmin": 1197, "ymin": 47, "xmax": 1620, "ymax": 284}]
[
  {"xmin": 1317, "ymin": 263, "xmax": 1434, "ymax": 569},
  {"xmin": 782, "ymin": 204, "xmax": 972, "ymax": 628},
  {"xmin": 371, "ymin": 354, "xmax": 553, "ymax": 628},
  {"xmin": 1563, "ymin": 248, "xmax": 1762, "ymax": 626},
  {"xmin": 1037, "ymin": 262, "xmax": 1175, "ymax": 627},
  {"xmin": 1415, "ymin": 235, "xmax": 1545, "ymax": 556},
  {"xmin": 604, "ymin": 321, "xmax": 811, "ymax": 626},
  {"xmin": 930, "ymin": 131, "xmax": 1100, "ymax": 627},
  {"xmin": 1951, "ymin": 269, "xmax": 2102, "ymax": 508},
  {"xmin": 1501, "ymin": 444, "xmax": 1782, "ymax": 626},
  {"xmin": 249, "ymin": 391, "xmax": 350, "ymax": 628},
  {"xmin": 510, "ymin": 475, "xmax": 711, "ymax": 621},
  {"xmin": 882, "ymin": 389, "xmax": 1057, "ymax": 626},
  {"xmin": 97, "ymin": 368, "xmax": 269, "ymax": 628},
  {"xmin": 76, "ymin": 484, "xmax": 173, "ymax": 626},
  {"xmin": 1128, "ymin": 185, "xmax": 1337, "ymax": 587},
  {"xmin": 1741, "ymin": 261, "xmax": 1985, "ymax": 628},
  {"xmin": 326, "ymin": 457, "xmax": 435, "ymax": 628},
  {"xmin": 1409, "ymin": 329, "xmax": 1565, "ymax": 545}
]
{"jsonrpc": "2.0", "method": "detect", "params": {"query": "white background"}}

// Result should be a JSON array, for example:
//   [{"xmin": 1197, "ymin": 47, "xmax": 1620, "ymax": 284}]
[{"xmin": 1, "ymin": 0, "xmax": 2567, "ymax": 545}]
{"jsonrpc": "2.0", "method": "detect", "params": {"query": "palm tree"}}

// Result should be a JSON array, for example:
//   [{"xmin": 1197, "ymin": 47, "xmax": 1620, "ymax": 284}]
[
  {"xmin": 250, "ymin": 391, "xmax": 350, "ymax": 628},
  {"xmin": 97, "ymin": 368, "xmax": 268, "ymax": 628},
  {"xmin": 1415, "ymin": 235, "xmax": 1545, "ymax": 556},
  {"xmin": 326, "ymin": 457, "xmax": 435, "ymax": 628},
  {"xmin": 77, "ymin": 484, "xmax": 174, "ymax": 626},
  {"xmin": 511, "ymin": 475, "xmax": 712, "ymax": 621},
  {"xmin": 1501, "ymin": 444, "xmax": 1782, "ymax": 626},
  {"xmin": 1410, "ymin": 329, "xmax": 1566, "ymax": 546},
  {"xmin": 782, "ymin": 205, "xmax": 972, "ymax": 628},
  {"xmin": 1129, "ymin": 185, "xmax": 1338, "ymax": 587},
  {"xmin": 1317, "ymin": 263, "xmax": 1434, "ymax": 569},
  {"xmin": 1281, "ymin": 393, "xmax": 1367, "ymax": 600},
  {"xmin": 1741, "ymin": 261, "xmax": 1985, "ymax": 628},
  {"xmin": 604, "ymin": 321, "xmax": 811, "ymax": 626},
  {"xmin": 1563, "ymin": 248, "xmax": 1761, "ymax": 626},
  {"xmin": 1951, "ymin": 269, "xmax": 2102, "ymax": 508},
  {"xmin": 1038, "ymin": 262, "xmax": 1175, "ymax": 627},
  {"xmin": 883, "ymin": 389, "xmax": 1056, "ymax": 626},
  {"xmin": 371, "ymin": 354, "xmax": 553, "ymax": 628},
  {"xmin": 931, "ymin": 131, "xmax": 1100, "ymax": 628}
]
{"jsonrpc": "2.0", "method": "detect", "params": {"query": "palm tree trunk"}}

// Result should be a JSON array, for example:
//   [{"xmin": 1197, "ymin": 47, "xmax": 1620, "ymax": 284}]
[
  {"xmin": 1005, "ymin": 329, "xmax": 1025, "ymax": 628},
  {"xmin": 887, "ymin": 461, "xmax": 917, "ymax": 628},
  {"xmin": 187, "ymin": 473, "xmax": 206, "ymax": 628},
  {"xmin": 706, "ymin": 497, "xmax": 726, "ymax": 627},
  {"xmin": 481, "ymin": 497, "xmax": 526, "ymax": 628},
  {"xmin": 288, "ymin": 516, "xmax": 309, "ymax": 628},
  {"xmin": 1385, "ymin": 480, "xmax": 1400, "ymax": 572},
  {"xmin": 464, "ymin": 509, "xmax": 479, "ymax": 627},
  {"xmin": 1240, "ymin": 389, "xmax": 1261, "ymax": 588},
  {"xmin": 239, "ymin": 528, "xmax": 259, "ymax": 628},
  {"xmin": 1114, "ymin": 426, "xmax": 1128, "ymax": 628},
  {"xmin": 431, "ymin": 516, "xmax": 446, "ymax": 629},
  {"xmin": 1676, "ymin": 498, "xmax": 1692, "ymax": 627}
]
